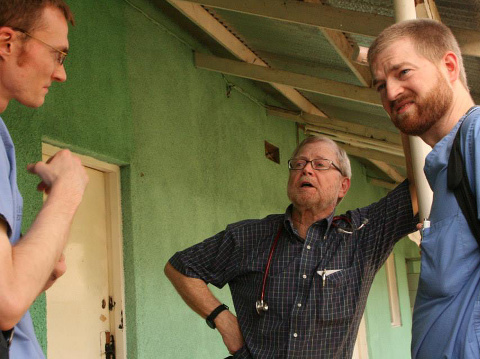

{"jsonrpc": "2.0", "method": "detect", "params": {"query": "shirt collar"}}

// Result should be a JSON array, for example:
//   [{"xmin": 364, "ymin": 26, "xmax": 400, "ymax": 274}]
[{"xmin": 283, "ymin": 204, "xmax": 335, "ymax": 241}]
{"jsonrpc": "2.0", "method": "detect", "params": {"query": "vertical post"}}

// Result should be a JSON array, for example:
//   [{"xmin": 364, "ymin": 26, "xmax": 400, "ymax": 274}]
[{"xmin": 393, "ymin": 0, "xmax": 434, "ymax": 223}]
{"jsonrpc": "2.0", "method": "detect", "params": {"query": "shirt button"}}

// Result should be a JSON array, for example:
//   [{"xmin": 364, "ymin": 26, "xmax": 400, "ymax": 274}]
[
  {"xmin": 297, "ymin": 303, "xmax": 302, "ymax": 308},
  {"xmin": 293, "ymin": 333, "xmax": 298, "ymax": 338},
  {"xmin": 302, "ymin": 274, "xmax": 307, "ymax": 279},
  {"xmin": 307, "ymin": 245, "xmax": 311, "ymax": 250}
]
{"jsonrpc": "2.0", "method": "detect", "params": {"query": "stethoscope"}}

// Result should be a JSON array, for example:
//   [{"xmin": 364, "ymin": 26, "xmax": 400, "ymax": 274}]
[
  {"xmin": 331, "ymin": 215, "xmax": 369, "ymax": 234},
  {"xmin": 255, "ymin": 226, "xmax": 283, "ymax": 315},
  {"xmin": 255, "ymin": 216, "xmax": 369, "ymax": 315}
]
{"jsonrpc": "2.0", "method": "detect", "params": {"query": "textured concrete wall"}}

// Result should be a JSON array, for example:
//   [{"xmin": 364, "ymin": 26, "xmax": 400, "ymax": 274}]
[{"xmin": 2, "ymin": 0, "xmax": 413, "ymax": 357}]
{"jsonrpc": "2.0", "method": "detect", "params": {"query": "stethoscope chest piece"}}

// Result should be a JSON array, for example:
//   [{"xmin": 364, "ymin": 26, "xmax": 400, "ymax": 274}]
[{"xmin": 256, "ymin": 300, "xmax": 269, "ymax": 315}]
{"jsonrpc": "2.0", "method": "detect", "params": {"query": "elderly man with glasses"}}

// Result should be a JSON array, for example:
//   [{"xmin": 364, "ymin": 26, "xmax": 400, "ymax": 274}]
[
  {"xmin": 165, "ymin": 135, "xmax": 418, "ymax": 359},
  {"xmin": 0, "ymin": 1, "xmax": 88, "ymax": 357}
]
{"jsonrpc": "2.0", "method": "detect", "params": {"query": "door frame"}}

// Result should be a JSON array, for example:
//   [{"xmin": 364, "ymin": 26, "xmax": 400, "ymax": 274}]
[{"xmin": 42, "ymin": 143, "xmax": 127, "ymax": 358}]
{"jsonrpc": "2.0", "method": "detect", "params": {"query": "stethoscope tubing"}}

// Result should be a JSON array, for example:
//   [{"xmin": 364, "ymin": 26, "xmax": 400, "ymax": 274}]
[
  {"xmin": 258, "ymin": 225, "xmax": 283, "ymax": 312},
  {"xmin": 256, "ymin": 216, "xmax": 368, "ymax": 315}
]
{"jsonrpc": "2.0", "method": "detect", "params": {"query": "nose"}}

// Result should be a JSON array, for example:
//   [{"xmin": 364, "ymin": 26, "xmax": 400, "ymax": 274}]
[
  {"xmin": 52, "ymin": 64, "xmax": 67, "ymax": 83},
  {"xmin": 302, "ymin": 161, "xmax": 314, "ymax": 175},
  {"xmin": 385, "ymin": 79, "xmax": 403, "ymax": 102}
]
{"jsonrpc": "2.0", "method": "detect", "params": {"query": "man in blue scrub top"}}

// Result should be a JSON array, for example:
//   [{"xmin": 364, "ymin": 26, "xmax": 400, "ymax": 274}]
[
  {"xmin": 369, "ymin": 19, "xmax": 480, "ymax": 358},
  {"xmin": 0, "ymin": 1, "xmax": 88, "ymax": 357}
]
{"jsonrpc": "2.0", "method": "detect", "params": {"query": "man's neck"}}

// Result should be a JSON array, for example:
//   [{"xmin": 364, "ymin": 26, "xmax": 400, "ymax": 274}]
[
  {"xmin": 0, "ymin": 88, "xmax": 10, "ymax": 114},
  {"xmin": 421, "ymin": 89, "xmax": 475, "ymax": 147},
  {"xmin": 291, "ymin": 205, "xmax": 333, "ymax": 239}
]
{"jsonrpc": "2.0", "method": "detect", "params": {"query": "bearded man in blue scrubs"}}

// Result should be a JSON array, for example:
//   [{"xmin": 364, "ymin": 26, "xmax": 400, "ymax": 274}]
[
  {"xmin": 369, "ymin": 19, "xmax": 480, "ymax": 359},
  {"xmin": 0, "ymin": 1, "xmax": 88, "ymax": 357}
]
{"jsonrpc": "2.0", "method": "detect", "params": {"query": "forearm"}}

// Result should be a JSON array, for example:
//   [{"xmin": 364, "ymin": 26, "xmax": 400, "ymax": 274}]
[
  {"xmin": 165, "ymin": 262, "xmax": 245, "ymax": 353},
  {"xmin": 0, "ymin": 191, "xmax": 81, "ymax": 328},
  {"xmin": 164, "ymin": 262, "xmax": 222, "ymax": 318}
]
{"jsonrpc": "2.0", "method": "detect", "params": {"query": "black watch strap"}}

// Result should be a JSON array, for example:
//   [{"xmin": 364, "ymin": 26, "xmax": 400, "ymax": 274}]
[{"xmin": 206, "ymin": 304, "xmax": 229, "ymax": 329}]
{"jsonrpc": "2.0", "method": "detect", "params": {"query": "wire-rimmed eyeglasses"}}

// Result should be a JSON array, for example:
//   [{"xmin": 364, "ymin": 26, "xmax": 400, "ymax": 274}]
[
  {"xmin": 14, "ymin": 28, "xmax": 68, "ymax": 65},
  {"xmin": 288, "ymin": 158, "xmax": 342, "ymax": 175}
]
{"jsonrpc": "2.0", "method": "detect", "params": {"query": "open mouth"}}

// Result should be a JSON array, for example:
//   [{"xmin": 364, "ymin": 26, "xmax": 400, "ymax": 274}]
[{"xmin": 301, "ymin": 182, "xmax": 314, "ymax": 188}]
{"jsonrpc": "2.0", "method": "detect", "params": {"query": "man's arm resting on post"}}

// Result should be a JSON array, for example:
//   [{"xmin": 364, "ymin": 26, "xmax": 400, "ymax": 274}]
[
  {"xmin": 0, "ymin": 149, "xmax": 87, "ymax": 330},
  {"xmin": 164, "ymin": 262, "xmax": 244, "ymax": 354}
]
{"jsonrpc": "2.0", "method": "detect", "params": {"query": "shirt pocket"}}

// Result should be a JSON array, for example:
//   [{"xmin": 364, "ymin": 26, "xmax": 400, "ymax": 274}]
[
  {"xmin": 420, "ymin": 214, "xmax": 475, "ymax": 298},
  {"xmin": 316, "ymin": 266, "xmax": 359, "ymax": 320}
]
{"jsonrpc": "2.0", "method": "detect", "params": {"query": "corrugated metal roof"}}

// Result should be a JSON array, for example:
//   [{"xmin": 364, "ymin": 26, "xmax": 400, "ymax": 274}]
[{"xmin": 209, "ymin": 8, "xmax": 363, "ymax": 86}]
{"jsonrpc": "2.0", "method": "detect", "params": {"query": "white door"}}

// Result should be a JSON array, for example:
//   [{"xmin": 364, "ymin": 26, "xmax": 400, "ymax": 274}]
[{"xmin": 43, "ymin": 144, "xmax": 126, "ymax": 359}]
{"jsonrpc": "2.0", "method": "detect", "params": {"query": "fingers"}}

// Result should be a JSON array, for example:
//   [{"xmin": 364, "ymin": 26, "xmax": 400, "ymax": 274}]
[
  {"xmin": 36, "ymin": 181, "xmax": 48, "ymax": 193},
  {"xmin": 27, "ymin": 149, "xmax": 88, "ymax": 198}
]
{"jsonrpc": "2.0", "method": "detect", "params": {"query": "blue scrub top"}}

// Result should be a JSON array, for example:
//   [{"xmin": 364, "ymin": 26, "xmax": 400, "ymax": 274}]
[
  {"xmin": 412, "ymin": 107, "xmax": 480, "ymax": 358},
  {"xmin": 0, "ymin": 117, "xmax": 45, "ymax": 358}
]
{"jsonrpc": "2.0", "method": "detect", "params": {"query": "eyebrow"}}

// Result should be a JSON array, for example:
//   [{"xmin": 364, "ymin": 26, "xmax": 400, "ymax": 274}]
[{"xmin": 372, "ymin": 62, "xmax": 417, "ymax": 87}]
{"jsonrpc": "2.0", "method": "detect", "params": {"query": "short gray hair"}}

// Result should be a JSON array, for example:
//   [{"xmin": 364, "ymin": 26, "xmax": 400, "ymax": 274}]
[{"xmin": 290, "ymin": 135, "xmax": 351, "ymax": 179}]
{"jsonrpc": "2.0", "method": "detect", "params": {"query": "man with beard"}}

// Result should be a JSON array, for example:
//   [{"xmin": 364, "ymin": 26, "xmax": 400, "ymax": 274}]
[
  {"xmin": 165, "ymin": 135, "xmax": 418, "ymax": 358},
  {"xmin": 369, "ymin": 19, "xmax": 478, "ymax": 359}
]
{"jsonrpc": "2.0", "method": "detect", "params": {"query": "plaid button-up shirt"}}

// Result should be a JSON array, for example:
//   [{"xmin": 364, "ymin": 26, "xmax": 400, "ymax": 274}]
[{"xmin": 169, "ymin": 181, "xmax": 417, "ymax": 358}]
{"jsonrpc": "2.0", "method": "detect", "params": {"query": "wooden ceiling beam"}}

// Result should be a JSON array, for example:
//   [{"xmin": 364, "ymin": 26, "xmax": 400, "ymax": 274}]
[
  {"xmin": 320, "ymin": 28, "xmax": 371, "ymax": 87},
  {"xmin": 267, "ymin": 107, "xmax": 401, "ymax": 145},
  {"xmin": 183, "ymin": 0, "xmax": 480, "ymax": 57},
  {"xmin": 305, "ymin": 124, "xmax": 403, "ymax": 155},
  {"xmin": 304, "ymin": 132, "xmax": 405, "ymax": 167},
  {"xmin": 182, "ymin": 0, "xmax": 390, "ymax": 37},
  {"xmin": 302, "ymin": 0, "xmax": 371, "ymax": 86},
  {"xmin": 368, "ymin": 159, "xmax": 405, "ymax": 183},
  {"xmin": 166, "ymin": 0, "xmax": 327, "ymax": 117},
  {"xmin": 195, "ymin": 52, "xmax": 382, "ymax": 106}
]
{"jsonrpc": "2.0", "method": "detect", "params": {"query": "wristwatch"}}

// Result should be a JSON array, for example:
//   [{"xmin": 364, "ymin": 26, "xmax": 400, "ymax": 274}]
[{"xmin": 206, "ymin": 304, "xmax": 229, "ymax": 329}]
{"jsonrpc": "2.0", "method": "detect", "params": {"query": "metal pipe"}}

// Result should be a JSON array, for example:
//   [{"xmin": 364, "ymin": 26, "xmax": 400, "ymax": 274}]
[{"xmin": 393, "ymin": 0, "xmax": 433, "ymax": 222}]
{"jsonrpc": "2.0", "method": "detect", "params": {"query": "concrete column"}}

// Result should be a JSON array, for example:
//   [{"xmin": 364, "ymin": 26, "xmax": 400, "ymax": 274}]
[{"xmin": 393, "ymin": 0, "xmax": 434, "ymax": 222}]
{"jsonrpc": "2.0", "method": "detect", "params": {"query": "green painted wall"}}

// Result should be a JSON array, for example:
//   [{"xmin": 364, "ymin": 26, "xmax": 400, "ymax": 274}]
[{"xmin": 2, "ymin": 0, "xmax": 415, "ymax": 358}]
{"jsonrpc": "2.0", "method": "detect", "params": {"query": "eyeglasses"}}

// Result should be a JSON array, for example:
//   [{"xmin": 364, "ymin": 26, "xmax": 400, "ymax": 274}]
[
  {"xmin": 288, "ymin": 158, "xmax": 342, "ymax": 174},
  {"xmin": 15, "ymin": 29, "xmax": 68, "ymax": 65}
]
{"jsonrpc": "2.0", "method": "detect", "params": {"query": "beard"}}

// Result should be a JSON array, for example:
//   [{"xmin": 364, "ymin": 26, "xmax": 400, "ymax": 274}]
[{"xmin": 390, "ymin": 72, "xmax": 453, "ymax": 136}]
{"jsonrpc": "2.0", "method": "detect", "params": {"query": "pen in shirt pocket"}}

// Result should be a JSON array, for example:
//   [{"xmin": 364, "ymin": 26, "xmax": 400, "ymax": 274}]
[
  {"xmin": 421, "ymin": 218, "xmax": 430, "ymax": 240},
  {"xmin": 317, "ymin": 269, "xmax": 342, "ymax": 287}
]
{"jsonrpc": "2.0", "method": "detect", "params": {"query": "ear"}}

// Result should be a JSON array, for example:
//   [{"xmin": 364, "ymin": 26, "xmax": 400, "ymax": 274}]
[
  {"xmin": 442, "ymin": 51, "xmax": 460, "ymax": 84},
  {"xmin": 338, "ymin": 176, "xmax": 351, "ymax": 200},
  {"xmin": 0, "ymin": 27, "xmax": 16, "ymax": 60}
]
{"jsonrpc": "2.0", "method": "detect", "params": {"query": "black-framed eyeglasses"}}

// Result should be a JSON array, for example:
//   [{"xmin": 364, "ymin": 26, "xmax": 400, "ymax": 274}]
[
  {"xmin": 14, "ymin": 29, "xmax": 68, "ymax": 65},
  {"xmin": 288, "ymin": 158, "xmax": 342, "ymax": 174}
]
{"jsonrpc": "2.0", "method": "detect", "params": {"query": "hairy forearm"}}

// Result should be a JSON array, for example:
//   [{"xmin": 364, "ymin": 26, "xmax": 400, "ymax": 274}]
[
  {"xmin": 0, "ymin": 188, "xmax": 82, "ymax": 328},
  {"xmin": 164, "ymin": 262, "xmax": 221, "ymax": 318},
  {"xmin": 164, "ymin": 262, "xmax": 245, "ymax": 353}
]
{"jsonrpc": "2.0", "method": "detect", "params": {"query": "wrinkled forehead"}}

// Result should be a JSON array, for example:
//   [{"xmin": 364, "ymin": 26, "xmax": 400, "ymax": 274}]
[{"xmin": 295, "ymin": 141, "xmax": 338, "ymax": 160}]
